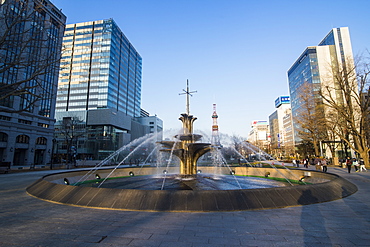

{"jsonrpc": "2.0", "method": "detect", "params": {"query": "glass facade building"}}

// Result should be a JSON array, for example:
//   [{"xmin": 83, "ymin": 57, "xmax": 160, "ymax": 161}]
[
  {"xmin": 288, "ymin": 47, "xmax": 320, "ymax": 119},
  {"xmin": 0, "ymin": 0, "xmax": 66, "ymax": 168},
  {"xmin": 55, "ymin": 19, "xmax": 152, "ymax": 161},
  {"xmin": 57, "ymin": 19, "xmax": 142, "ymax": 117},
  {"xmin": 287, "ymin": 27, "xmax": 355, "ymax": 144}
]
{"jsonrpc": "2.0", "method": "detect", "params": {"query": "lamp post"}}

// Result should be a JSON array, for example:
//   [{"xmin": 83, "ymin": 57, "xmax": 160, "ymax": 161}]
[{"xmin": 50, "ymin": 138, "xmax": 56, "ymax": 170}]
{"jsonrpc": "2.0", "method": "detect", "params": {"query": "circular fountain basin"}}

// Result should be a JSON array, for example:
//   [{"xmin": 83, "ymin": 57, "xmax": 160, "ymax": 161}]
[
  {"xmin": 26, "ymin": 167, "xmax": 357, "ymax": 212},
  {"xmin": 80, "ymin": 174, "xmax": 289, "ymax": 190}
]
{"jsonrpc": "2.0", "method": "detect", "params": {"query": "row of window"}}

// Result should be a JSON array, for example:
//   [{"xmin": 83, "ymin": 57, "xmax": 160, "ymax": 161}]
[
  {"xmin": 0, "ymin": 115, "xmax": 11, "ymax": 121},
  {"xmin": 62, "ymin": 53, "xmax": 111, "ymax": 61},
  {"xmin": 0, "ymin": 133, "xmax": 47, "ymax": 145},
  {"xmin": 63, "ymin": 45, "xmax": 111, "ymax": 54},
  {"xmin": 64, "ymin": 23, "xmax": 104, "ymax": 32},
  {"xmin": 18, "ymin": 119, "xmax": 32, "ymax": 125},
  {"xmin": 57, "ymin": 98, "xmax": 107, "ymax": 107},
  {"xmin": 58, "ymin": 80, "xmax": 108, "ymax": 89},
  {"xmin": 0, "ymin": 116, "xmax": 49, "ymax": 128},
  {"xmin": 63, "ymin": 94, "xmax": 108, "ymax": 101}
]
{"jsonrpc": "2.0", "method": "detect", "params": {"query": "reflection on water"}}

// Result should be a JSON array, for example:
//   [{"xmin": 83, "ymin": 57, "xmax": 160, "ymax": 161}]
[{"xmin": 80, "ymin": 174, "xmax": 289, "ymax": 190}]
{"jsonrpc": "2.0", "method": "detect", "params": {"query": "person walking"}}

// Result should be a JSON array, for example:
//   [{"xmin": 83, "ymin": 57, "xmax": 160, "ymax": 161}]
[
  {"xmin": 321, "ymin": 158, "xmax": 327, "ymax": 173},
  {"xmin": 359, "ymin": 158, "xmax": 367, "ymax": 172},
  {"xmin": 352, "ymin": 158, "xmax": 359, "ymax": 172},
  {"xmin": 314, "ymin": 156, "xmax": 321, "ymax": 171},
  {"xmin": 303, "ymin": 158, "xmax": 309, "ymax": 168},
  {"xmin": 346, "ymin": 157, "xmax": 352, "ymax": 173}
]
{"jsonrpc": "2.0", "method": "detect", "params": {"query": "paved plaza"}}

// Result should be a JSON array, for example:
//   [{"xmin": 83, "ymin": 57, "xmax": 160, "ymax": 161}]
[{"xmin": 0, "ymin": 166, "xmax": 370, "ymax": 247}]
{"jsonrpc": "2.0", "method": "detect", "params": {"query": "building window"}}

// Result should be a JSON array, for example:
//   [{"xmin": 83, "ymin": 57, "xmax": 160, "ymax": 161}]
[
  {"xmin": 36, "ymin": 137, "xmax": 47, "ymax": 145},
  {"xmin": 0, "ymin": 132, "xmax": 8, "ymax": 142},
  {"xmin": 18, "ymin": 119, "xmax": 32, "ymax": 125},
  {"xmin": 16, "ymin": 135, "xmax": 29, "ymax": 144},
  {"xmin": 0, "ymin": 115, "xmax": 11, "ymax": 121},
  {"xmin": 38, "ymin": 123, "xmax": 49, "ymax": 128}
]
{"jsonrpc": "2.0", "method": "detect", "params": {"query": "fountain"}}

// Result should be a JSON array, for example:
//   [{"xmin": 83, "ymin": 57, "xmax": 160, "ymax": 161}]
[
  {"xmin": 159, "ymin": 113, "xmax": 211, "ymax": 177},
  {"xmin": 26, "ymin": 82, "xmax": 358, "ymax": 212}
]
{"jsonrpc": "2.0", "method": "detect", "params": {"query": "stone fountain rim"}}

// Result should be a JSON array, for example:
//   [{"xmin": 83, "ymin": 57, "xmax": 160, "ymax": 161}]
[{"xmin": 26, "ymin": 167, "xmax": 358, "ymax": 212}]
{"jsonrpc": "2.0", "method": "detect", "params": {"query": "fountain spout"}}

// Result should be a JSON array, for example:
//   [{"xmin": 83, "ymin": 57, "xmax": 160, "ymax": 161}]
[{"xmin": 159, "ymin": 113, "xmax": 211, "ymax": 176}]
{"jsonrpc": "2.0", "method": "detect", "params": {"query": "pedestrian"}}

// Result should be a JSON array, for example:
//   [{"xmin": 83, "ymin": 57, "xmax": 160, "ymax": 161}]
[
  {"xmin": 321, "ymin": 158, "xmax": 327, "ymax": 172},
  {"xmin": 292, "ymin": 159, "xmax": 296, "ymax": 167},
  {"xmin": 296, "ymin": 159, "xmax": 300, "ymax": 168},
  {"xmin": 346, "ymin": 157, "xmax": 352, "ymax": 173},
  {"xmin": 303, "ymin": 158, "xmax": 309, "ymax": 168},
  {"xmin": 359, "ymin": 158, "xmax": 367, "ymax": 172},
  {"xmin": 314, "ymin": 156, "xmax": 321, "ymax": 171},
  {"xmin": 352, "ymin": 158, "xmax": 359, "ymax": 172},
  {"xmin": 339, "ymin": 158, "xmax": 345, "ymax": 168}
]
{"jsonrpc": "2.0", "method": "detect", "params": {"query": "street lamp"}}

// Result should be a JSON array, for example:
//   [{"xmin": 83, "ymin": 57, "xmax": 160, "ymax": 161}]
[{"xmin": 50, "ymin": 138, "xmax": 56, "ymax": 170}]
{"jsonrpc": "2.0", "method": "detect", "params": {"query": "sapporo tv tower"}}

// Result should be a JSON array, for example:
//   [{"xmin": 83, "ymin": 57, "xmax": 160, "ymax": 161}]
[{"xmin": 211, "ymin": 104, "xmax": 221, "ymax": 147}]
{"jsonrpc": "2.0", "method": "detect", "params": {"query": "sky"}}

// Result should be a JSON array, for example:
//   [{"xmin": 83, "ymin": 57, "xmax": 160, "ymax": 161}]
[{"xmin": 52, "ymin": 0, "xmax": 370, "ymax": 138}]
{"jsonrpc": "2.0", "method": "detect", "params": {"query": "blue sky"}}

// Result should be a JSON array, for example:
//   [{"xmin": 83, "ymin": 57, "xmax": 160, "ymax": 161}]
[{"xmin": 52, "ymin": 0, "xmax": 370, "ymax": 138}]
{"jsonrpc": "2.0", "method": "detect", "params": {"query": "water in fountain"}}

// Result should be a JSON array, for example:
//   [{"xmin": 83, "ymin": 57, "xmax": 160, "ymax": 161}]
[
  {"xmin": 27, "ymin": 126, "xmax": 356, "ymax": 212},
  {"xmin": 240, "ymin": 141, "xmax": 305, "ymax": 184},
  {"xmin": 75, "ymin": 132, "xmax": 162, "ymax": 186},
  {"xmin": 160, "ymin": 138, "xmax": 181, "ymax": 190},
  {"xmin": 74, "ymin": 126, "xmax": 298, "ymax": 191},
  {"xmin": 71, "ymin": 98, "xmax": 305, "ymax": 191}
]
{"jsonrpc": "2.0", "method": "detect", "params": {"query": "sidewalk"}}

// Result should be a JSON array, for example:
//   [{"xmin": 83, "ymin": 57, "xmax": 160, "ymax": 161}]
[{"xmin": 0, "ymin": 166, "xmax": 369, "ymax": 246}]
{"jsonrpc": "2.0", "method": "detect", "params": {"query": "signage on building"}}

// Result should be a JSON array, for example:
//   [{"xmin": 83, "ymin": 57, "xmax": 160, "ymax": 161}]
[
  {"xmin": 251, "ymin": 120, "xmax": 268, "ymax": 126},
  {"xmin": 275, "ymin": 96, "xmax": 290, "ymax": 108}
]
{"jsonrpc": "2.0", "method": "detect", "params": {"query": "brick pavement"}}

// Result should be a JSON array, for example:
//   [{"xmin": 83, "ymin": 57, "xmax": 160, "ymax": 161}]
[{"xmin": 0, "ymin": 166, "xmax": 369, "ymax": 246}]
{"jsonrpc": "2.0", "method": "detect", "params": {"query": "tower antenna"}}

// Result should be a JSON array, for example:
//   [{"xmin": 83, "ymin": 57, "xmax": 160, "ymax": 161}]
[
  {"xmin": 211, "ymin": 103, "xmax": 221, "ymax": 147},
  {"xmin": 179, "ymin": 79, "xmax": 197, "ymax": 115}
]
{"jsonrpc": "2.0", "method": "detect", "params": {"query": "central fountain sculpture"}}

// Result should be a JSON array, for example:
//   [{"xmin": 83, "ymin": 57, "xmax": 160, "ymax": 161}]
[
  {"xmin": 159, "ymin": 113, "xmax": 212, "ymax": 177},
  {"xmin": 160, "ymin": 80, "xmax": 212, "ymax": 177}
]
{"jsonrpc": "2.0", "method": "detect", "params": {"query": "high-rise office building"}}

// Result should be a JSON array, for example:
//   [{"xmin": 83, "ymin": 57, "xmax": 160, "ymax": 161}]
[
  {"xmin": 57, "ymin": 19, "xmax": 142, "ymax": 116},
  {"xmin": 287, "ymin": 27, "xmax": 356, "ymax": 146},
  {"xmin": 55, "ymin": 19, "xmax": 158, "ymax": 161},
  {"xmin": 282, "ymin": 108, "xmax": 294, "ymax": 153},
  {"xmin": 269, "ymin": 96, "xmax": 293, "ymax": 157},
  {"xmin": 0, "ymin": 0, "xmax": 66, "ymax": 168},
  {"xmin": 247, "ymin": 120, "xmax": 269, "ymax": 150}
]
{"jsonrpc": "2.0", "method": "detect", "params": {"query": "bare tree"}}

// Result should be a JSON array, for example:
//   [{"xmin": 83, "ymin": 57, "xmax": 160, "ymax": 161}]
[
  {"xmin": 56, "ymin": 116, "xmax": 85, "ymax": 167},
  {"xmin": 231, "ymin": 135, "xmax": 244, "ymax": 153},
  {"xmin": 324, "ymin": 118, "xmax": 342, "ymax": 157},
  {"xmin": 294, "ymin": 82, "xmax": 328, "ymax": 157},
  {"xmin": 320, "ymin": 55, "xmax": 370, "ymax": 166},
  {"xmin": 0, "ymin": 0, "xmax": 64, "ymax": 113}
]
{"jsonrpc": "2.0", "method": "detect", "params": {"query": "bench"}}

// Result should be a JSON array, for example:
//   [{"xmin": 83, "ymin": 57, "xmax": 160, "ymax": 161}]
[{"xmin": 0, "ymin": 162, "xmax": 11, "ymax": 174}]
